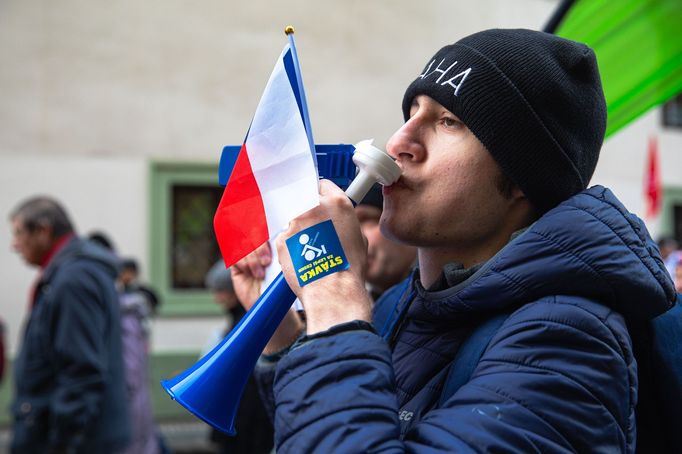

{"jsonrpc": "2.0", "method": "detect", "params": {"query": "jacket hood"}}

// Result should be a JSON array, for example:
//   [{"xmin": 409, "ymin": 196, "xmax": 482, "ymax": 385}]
[
  {"xmin": 415, "ymin": 186, "xmax": 676, "ymax": 322},
  {"xmin": 42, "ymin": 236, "xmax": 120, "ymax": 283}
]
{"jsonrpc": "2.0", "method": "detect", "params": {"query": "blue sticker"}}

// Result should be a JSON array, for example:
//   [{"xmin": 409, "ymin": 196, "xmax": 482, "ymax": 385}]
[{"xmin": 286, "ymin": 220, "xmax": 350, "ymax": 287}]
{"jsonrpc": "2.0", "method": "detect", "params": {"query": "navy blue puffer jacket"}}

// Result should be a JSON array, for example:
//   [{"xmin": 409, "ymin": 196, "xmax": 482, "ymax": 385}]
[{"xmin": 270, "ymin": 186, "xmax": 676, "ymax": 453}]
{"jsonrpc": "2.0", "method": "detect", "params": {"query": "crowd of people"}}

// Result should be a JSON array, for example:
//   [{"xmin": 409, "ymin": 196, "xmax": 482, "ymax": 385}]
[
  {"xmin": 8, "ymin": 198, "xmax": 169, "ymax": 453},
  {"xmin": 659, "ymin": 236, "xmax": 682, "ymax": 293},
  {"xmin": 4, "ymin": 181, "xmax": 417, "ymax": 453},
  {"xmin": 9, "ymin": 198, "xmax": 132, "ymax": 453},
  {"xmin": 4, "ymin": 26, "xmax": 682, "ymax": 454}
]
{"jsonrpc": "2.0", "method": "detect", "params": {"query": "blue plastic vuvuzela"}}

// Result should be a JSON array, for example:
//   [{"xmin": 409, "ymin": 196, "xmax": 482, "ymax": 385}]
[
  {"xmin": 161, "ymin": 140, "xmax": 401, "ymax": 435},
  {"xmin": 161, "ymin": 272, "xmax": 295, "ymax": 435}
]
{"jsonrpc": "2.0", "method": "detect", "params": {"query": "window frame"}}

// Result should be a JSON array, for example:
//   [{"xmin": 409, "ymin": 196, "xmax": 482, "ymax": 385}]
[{"xmin": 149, "ymin": 161, "xmax": 223, "ymax": 317}]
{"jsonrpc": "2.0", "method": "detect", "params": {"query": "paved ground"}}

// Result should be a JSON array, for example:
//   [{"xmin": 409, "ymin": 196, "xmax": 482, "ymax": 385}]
[
  {"xmin": 158, "ymin": 421, "xmax": 218, "ymax": 453},
  {"xmin": 0, "ymin": 420, "xmax": 220, "ymax": 454}
]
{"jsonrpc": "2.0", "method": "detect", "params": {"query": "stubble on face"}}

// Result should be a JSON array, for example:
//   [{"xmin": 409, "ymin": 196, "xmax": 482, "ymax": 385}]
[
  {"xmin": 380, "ymin": 95, "xmax": 521, "ymax": 258},
  {"xmin": 357, "ymin": 205, "xmax": 416, "ymax": 289}
]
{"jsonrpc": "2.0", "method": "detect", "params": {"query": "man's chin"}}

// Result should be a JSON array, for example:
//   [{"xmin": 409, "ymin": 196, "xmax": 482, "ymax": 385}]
[
  {"xmin": 23, "ymin": 257, "xmax": 40, "ymax": 267},
  {"xmin": 379, "ymin": 214, "xmax": 398, "ymax": 241},
  {"xmin": 380, "ymin": 218, "xmax": 412, "ymax": 246}
]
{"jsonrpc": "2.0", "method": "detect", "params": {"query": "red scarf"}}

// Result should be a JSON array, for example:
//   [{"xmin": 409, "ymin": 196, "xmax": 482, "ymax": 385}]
[{"xmin": 28, "ymin": 234, "xmax": 74, "ymax": 310}]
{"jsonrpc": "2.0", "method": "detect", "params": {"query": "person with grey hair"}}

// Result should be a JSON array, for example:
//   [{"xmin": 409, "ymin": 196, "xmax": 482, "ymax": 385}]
[
  {"xmin": 201, "ymin": 261, "xmax": 273, "ymax": 454},
  {"xmin": 9, "ymin": 196, "xmax": 130, "ymax": 453}
]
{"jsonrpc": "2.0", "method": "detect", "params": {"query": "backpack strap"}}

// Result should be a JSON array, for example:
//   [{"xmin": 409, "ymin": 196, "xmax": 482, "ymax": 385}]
[
  {"xmin": 438, "ymin": 311, "xmax": 510, "ymax": 407},
  {"xmin": 629, "ymin": 292, "xmax": 682, "ymax": 452},
  {"xmin": 375, "ymin": 271, "xmax": 418, "ymax": 341}
]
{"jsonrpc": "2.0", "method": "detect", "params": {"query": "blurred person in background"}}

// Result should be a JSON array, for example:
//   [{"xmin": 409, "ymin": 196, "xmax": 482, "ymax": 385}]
[
  {"xmin": 202, "ymin": 262, "xmax": 274, "ymax": 454},
  {"xmin": 0, "ymin": 318, "xmax": 5, "ymax": 385},
  {"xmin": 117, "ymin": 258, "xmax": 162, "ymax": 454},
  {"xmin": 673, "ymin": 254, "xmax": 682, "ymax": 294},
  {"xmin": 88, "ymin": 234, "xmax": 168, "ymax": 454},
  {"xmin": 88, "ymin": 230, "xmax": 118, "ymax": 253},
  {"xmin": 355, "ymin": 184, "xmax": 417, "ymax": 300},
  {"xmin": 87, "ymin": 232, "xmax": 166, "ymax": 454},
  {"xmin": 657, "ymin": 235, "xmax": 680, "ymax": 279},
  {"xmin": 9, "ymin": 196, "xmax": 130, "ymax": 453},
  {"xmin": 119, "ymin": 257, "xmax": 161, "ymax": 316}
]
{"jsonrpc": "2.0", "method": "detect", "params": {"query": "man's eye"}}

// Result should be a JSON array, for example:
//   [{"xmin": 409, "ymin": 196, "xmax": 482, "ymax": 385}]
[{"xmin": 441, "ymin": 117, "xmax": 461, "ymax": 129}]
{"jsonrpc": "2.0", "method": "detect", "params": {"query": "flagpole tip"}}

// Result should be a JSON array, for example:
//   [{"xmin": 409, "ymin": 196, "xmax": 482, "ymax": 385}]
[{"xmin": 284, "ymin": 25, "xmax": 295, "ymax": 35}]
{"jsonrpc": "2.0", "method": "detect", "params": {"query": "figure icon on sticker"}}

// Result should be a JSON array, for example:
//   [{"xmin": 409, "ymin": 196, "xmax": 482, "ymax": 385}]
[{"xmin": 299, "ymin": 233, "xmax": 327, "ymax": 261}]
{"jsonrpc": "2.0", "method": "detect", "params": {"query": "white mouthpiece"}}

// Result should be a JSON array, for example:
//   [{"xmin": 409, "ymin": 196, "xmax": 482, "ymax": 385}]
[{"xmin": 345, "ymin": 139, "xmax": 401, "ymax": 204}]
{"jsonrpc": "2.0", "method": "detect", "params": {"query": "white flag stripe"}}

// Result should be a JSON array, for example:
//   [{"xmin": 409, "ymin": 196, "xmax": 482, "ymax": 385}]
[{"xmin": 247, "ymin": 44, "xmax": 319, "ymax": 236}]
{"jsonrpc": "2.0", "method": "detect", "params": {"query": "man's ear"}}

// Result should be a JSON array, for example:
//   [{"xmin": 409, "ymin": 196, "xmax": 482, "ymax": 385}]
[
  {"xmin": 508, "ymin": 184, "xmax": 524, "ymax": 200},
  {"xmin": 510, "ymin": 187, "xmax": 540, "ymax": 223},
  {"xmin": 34, "ymin": 222, "xmax": 55, "ymax": 243}
]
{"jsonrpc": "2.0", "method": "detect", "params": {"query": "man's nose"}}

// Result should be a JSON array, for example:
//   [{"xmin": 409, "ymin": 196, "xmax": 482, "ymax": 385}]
[{"xmin": 386, "ymin": 118, "xmax": 426, "ymax": 163}]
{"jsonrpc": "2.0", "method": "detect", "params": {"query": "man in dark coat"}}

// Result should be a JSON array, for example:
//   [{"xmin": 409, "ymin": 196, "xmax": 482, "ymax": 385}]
[
  {"xmin": 231, "ymin": 29, "xmax": 677, "ymax": 453},
  {"xmin": 9, "ymin": 196, "xmax": 130, "ymax": 453}
]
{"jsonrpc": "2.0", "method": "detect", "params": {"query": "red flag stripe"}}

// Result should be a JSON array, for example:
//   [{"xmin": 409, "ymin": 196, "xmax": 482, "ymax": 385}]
[{"xmin": 214, "ymin": 143, "xmax": 269, "ymax": 267}]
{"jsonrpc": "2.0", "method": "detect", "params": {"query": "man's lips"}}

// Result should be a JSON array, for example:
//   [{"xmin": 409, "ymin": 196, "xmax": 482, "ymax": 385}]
[{"xmin": 383, "ymin": 177, "xmax": 410, "ymax": 195}]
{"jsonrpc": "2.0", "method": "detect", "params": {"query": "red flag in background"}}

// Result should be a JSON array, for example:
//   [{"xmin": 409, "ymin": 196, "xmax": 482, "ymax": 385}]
[{"xmin": 645, "ymin": 136, "xmax": 661, "ymax": 219}]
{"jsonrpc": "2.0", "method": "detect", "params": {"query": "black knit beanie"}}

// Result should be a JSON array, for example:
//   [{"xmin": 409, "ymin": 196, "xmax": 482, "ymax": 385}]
[{"xmin": 402, "ymin": 29, "xmax": 607, "ymax": 214}]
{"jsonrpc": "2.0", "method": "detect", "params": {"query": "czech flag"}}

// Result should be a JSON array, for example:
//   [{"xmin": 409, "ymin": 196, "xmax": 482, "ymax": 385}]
[{"xmin": 214, "ymin": 42, "xmax": 319, "ymax": 267}]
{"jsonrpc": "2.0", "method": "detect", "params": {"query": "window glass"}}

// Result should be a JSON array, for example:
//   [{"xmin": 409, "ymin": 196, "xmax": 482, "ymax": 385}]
[
  {"xmin": 171, "ymin": 185, "xmax": 223, "ymax": 289},
  {"xmin": 662, "ymin": 93, "xmax": 682, "ymax": 128}
]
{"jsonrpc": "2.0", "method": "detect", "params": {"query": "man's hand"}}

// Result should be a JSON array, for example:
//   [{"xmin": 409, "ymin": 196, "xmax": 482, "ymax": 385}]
[
  {"xmin": 276, "ymin": 179, "xmax": 373, "ymax": 334},
  {"xmin": 232, "ymin": 241, "xmax": 304, "ymax": 354},
  {"xmin": 231, "ymin": 242, "xmax": 273, "ymax": 310}
]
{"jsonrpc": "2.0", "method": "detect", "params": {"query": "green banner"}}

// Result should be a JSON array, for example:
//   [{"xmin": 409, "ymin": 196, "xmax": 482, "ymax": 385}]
[{"xmin": 555, "ymin": 0, "xmax": 682, "ymax": 137}]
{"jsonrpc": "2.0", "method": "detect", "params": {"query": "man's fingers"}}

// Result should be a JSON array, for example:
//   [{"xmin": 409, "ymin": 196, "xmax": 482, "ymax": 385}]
[
  {"xmin": 232, "ymin": 242, "xmax": 272, "ymax": 280},
  {"xmin": 319, "ymin": 179, "xmax": 353, "ymax": 213},
  {"xmin": 245, "ymin": 251, "xmax": 264, "ymax": 280},
  {"xmin": 319, "ymin": 178, "xmax": 344, "ymax": 195},
  {"xmin": 248, "ymin": 242, "xmax": 272, "ymax": 279},
  {"xmin": 255, "ymin": 242, "xmax": 272, "ymax": 267}
]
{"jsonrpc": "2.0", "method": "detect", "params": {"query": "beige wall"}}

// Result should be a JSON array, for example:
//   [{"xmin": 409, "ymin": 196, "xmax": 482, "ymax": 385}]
[{"xmin": 0, "ymin": 0, "xmax": 561, "ymax": 159}]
